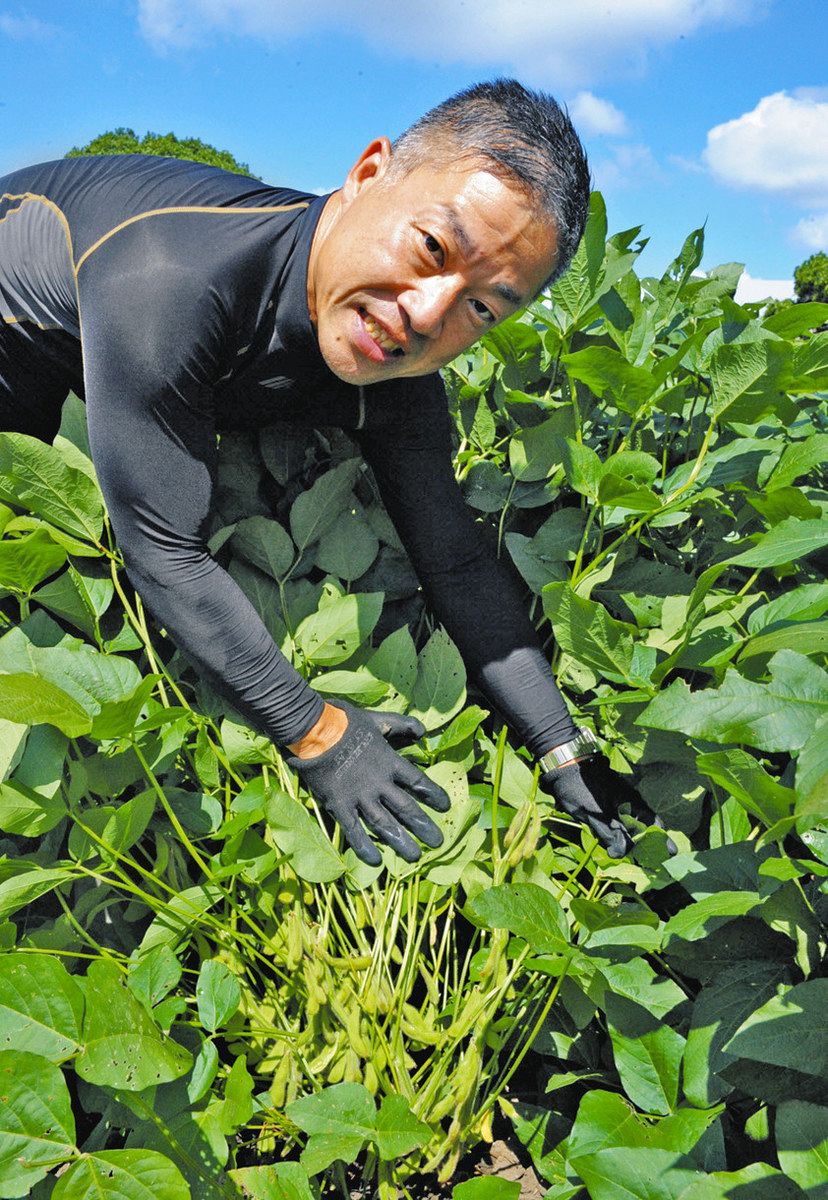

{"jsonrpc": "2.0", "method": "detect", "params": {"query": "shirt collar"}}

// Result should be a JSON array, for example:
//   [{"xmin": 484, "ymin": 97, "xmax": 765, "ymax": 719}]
[{"xmin": 275, "ymin": 191, "xmax": 334, "ymax": 370}]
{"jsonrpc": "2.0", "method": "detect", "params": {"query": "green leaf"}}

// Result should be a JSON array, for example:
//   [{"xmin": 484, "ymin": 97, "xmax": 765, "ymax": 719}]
[
  {"xmin": 723, "ymin": 978, "xmax": 828, "ymax": 1078},
  {"xmin": 0, "ymin": 528, "xmax": 66, "ymax": 595},
  {"xmin": 775, "ymin": 1101, "xmax": 828, "ymax": 1197},
  {"xmin": 287, "ymin": 1082, "xmax": 375, "ymax": 1176},
  {"xmin": 696, "ymin": 749, "xmax": 794, "ymax": 828},
  {"xmin": 567, "ymin": 1089, "xmax": 719, "ymax": 1157},
  {"xmin": 51, "ymin": 1150, "xmax": 190, "ymax": 1200},
  {"xmin": 128, "ymin": 945, "xmax": 183, "ymax": 1010},
  {"xmin": 217, "ymin": 1054, "xmax": 254, "ymax": 1135},
  {"xmin": 0, "ymin": 1049, "xmax": 76, "ymax": 1197},
  {"xmin": 164, "ymin": 787, "xmax": 222, "ymax": 836},
  {"xmin": 763, "ymin": 302, "xmax": 828, "ymax": 338},
  {"xmin": 508, "ymin": 411, "xmax": 572, "ymax": 481},
  {"xmin": 605, "ymin": 994, "xmax": 685, "ymax": 1115},
  {"xmin": 0, "ymin": 722, "xmax": 68, "ymax": 837},
  {"xmin": 795, "ymin": 716, "xmax": 828, "ymax": 830},
  {"xmin": 0, "ymin": 433, "xmax": 104, "ymax": 543},
  {"xmin": 559, "ymin": 438, "xmax": 603, "ymax": 501},
  {"xmin": 502, "ymin": 1099, "xmax": 572, "ymax": 1192},
  {"xmin": 231, "ymin": 515, "xmax": 295, "ymax": 580},
  {"xmin": 562, "ymin": 346, "xmax": 657, "ymax": 415},
  {"xmin": 195, "ymin": 959, "xmax": 241, "ymax": 1033},
  {"xmin": 367, "ymin": 625, "xmax": 418, "ymax": 701},
  {"xmin": 766, "ymin": 433, "xmax": 828, "ymax": 489},
  {"xmin": 33, "ymin": 564, "xmax": 109, "ymax": 641},
  {"xmin": 747, "ymin": 583, "xmax": 828, "ymax": 634},
  {"xmin": 0, "ymin": 867, "xmax": 75, "ymax": 920},
  {"xmin": 683, "ymin": 962, "xmax": 787, "ymax": 1107},
  {"xmin": 739, "ymin": 620, "xmax": 828, "ymax": 662},
  {"xmin": 662, "ymin": 892, "xmax": 761, "ymax": 946},
  {"xmin": 315, "ymin": 507, "xmax": 379, "ymax": 581},
  {"xmin": 543, "ymin": 583, "xmax": 638, "ymax": 684},
  {"xmin": 410, "ymin": 627, "xmax": 466, "ymax": 730},
  {"xmin": 453, "ymin": 1180, "xmax": 521, "ymax": 1199},
  {"xmin": 568, "ymin": 1146, "xmax": 720, "ymax": 1200},
  {"xmin": 312, "ymin": 667, "xmax": 389, "ymax": 705},
  {"xmin": 139, "ymin": 882, "xmax": 223, "ymax": 954},
  {"xmin": 228, "ymin": 1162, "xmax": 315, "ymax": 1199},
  {"xmin": 463, "ymin": 459, "xmax": 511, "ymax": 511},
  {"xmin": 374, "ymin": 1094, "xmax": 431, "ymax": 1161},
  {"xmin": 265, "ymin": 789, "xmax": 344, "ymax": 883},
  {"xmin": 587, "ymin": 956, "xmax": 686, "ymax": 1021},
  {"xmin": 638, "ymin": 652, "xmax": 828, "ymax": 752},
  {"xmin": 294, "ymin": 591, "xmax": 383, "ymax": 666},
  {"xmin": 725, "ymin": 517, "xmax": 828, "ymax": 568},
  {"xmin": 289, "ymin": 459, "xmax": 361, "ymax": 550},
  {"xmin": 709, "ymin": 339, "xmax": 790, "ymax": 423},
  {"xmin": 0, "ymin": 953, "xmax": 84, "ymax": 1061},
  {"xmin": 0, "ymin": 716, "xmax": 27, "ymax": 782},
  {"xmin": 88, "ymin": 675, "xmax": 159, "ymax": 740},
  {"xmin": 469, "ymin": 882, "xmax": 570, "ymax": 953},
  {"xmin": 0, "ymin": 672, "xmax": 92, "ymax": 736},
  {"xmin": 75, "ymin": 959, "xmax": 192, "ymax": 1090}
]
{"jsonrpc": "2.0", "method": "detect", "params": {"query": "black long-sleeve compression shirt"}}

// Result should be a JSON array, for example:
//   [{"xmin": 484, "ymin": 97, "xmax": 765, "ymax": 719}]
[{"xmin": 0, "ymin": 154, "xmax": 577, "ymax": 755}]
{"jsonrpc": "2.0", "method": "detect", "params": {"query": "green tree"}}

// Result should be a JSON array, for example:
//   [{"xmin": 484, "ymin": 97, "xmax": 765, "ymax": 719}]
[
  {"xmin": 65, "ymin": 127, "xmax": 255, "ymax": 177},
  {"xmin": 794, "ymin": 251, "xmax": 828, "ymax": 304}
]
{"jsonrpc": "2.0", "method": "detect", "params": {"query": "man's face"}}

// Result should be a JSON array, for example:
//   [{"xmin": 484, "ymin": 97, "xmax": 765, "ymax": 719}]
[{"xmin": 307, "ymin": 139, "xmax": 558, "ymax": 385}]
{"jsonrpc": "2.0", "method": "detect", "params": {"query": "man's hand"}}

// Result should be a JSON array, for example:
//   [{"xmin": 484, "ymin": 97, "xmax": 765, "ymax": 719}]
[
  {"xmin": 539, "ymin": 755, "xmax": 676, "ymax": 859},
  {"xmin": 285, "ymin": 701, "xmax": 450, "ymax": 867}
]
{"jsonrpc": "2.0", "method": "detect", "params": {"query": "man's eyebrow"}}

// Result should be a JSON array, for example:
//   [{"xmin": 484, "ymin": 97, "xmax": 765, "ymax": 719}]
[{"xmin": 434, "ymin": 204, "xmax": 523, "ymax": 309}]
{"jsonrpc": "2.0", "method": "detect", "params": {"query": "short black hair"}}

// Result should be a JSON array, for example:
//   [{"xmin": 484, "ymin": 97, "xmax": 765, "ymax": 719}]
[{"xmin": 390, "ymin": 78, "xmax": 591, "ymax": 289}]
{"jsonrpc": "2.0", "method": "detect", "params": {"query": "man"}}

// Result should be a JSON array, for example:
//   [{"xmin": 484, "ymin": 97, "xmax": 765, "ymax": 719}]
[{"xmin": 0, "ymin": 79, "xmax": 636, "ymax": 867}]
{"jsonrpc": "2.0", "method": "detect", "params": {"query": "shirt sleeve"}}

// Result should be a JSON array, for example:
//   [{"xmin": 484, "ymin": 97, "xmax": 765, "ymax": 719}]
[
  {"xmin": 356, "ymin": 375, "xmax": 578, "ymax": 758},
  {"xmin": 76, "ymin": 222, "xmax": 324, "ymax": 745}
]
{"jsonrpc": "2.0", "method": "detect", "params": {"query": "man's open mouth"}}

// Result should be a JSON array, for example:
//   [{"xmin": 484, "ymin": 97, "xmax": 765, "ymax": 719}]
[{"xmin": 358, "ymin": 307, "xmax": 404, "ymax": 357}]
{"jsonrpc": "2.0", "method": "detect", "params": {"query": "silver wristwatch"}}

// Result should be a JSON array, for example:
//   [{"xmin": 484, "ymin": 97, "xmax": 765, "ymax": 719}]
[{"xmin": 538, "ymin": 726, "xmax": 600, "ymax": 772}]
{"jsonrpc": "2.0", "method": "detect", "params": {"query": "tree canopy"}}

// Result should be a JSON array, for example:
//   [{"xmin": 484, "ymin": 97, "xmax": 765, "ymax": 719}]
[
  {"xmin": 65, "ymin": 127, "xmax": 254, "ymax": 177},
  {"xmin": 794, "ymin": 251, "xmax": 828, "ymax": 304}
]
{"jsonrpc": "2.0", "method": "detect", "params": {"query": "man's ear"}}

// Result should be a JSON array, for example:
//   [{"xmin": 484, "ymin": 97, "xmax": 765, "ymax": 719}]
[{"xmin": 340, "ymin": 137, "xmax": 392, "ymax": 206}]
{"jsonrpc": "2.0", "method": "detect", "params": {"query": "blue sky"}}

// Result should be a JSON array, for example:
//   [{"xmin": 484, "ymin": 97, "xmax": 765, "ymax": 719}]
[{"xmin": 1, "ymin": 1, "xmax": 825, "ymax": 299}]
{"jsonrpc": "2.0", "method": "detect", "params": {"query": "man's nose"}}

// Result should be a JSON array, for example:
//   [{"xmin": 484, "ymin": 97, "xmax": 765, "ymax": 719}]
[{"xmin": 399, "ymin": 277, "xmax": 460, "ymax": 339}]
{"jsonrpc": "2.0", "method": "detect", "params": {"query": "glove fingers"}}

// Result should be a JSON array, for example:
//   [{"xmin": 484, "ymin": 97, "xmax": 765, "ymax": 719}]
[
  {"xmin": 364, "ymin": 709, "xmax": 426, "ymax": 745},
  {"xmin": 379, "ymin": 784, "xmax": 445, "ymax": 850},
  {"xmin": 582, "ymin": 811, "xmax": 631, "ymax": 859},
  {"xmin": 359, "ymin": 797, "xmax": 423, "ymax": 863},
  {"xmin": 393, "ymin": 757, "xmax": 451, "ymax": 813},
  {"xmin": 325, "ymin": 799, "xmax": 383, "ymax": 867}
]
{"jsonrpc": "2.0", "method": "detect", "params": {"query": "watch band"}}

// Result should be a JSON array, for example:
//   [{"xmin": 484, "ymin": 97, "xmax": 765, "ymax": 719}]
[{"xmin": 539, "ymin": 726, "xmax": 600, "ymax": 772}]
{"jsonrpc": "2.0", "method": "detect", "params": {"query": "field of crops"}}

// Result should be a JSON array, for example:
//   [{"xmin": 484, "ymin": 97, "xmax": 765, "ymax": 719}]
[{"xmin": 0, "ymin": 195, "xmax": 826, "ymax": 1200}]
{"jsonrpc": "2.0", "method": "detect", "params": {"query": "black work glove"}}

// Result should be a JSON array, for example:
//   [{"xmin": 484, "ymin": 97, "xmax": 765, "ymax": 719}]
[
  {"xmin": 285, "ymin": 701, "xmax": 450, "ymax": 867},
  {"xmin": 540, "ymin": 756, "xmax": 677, "ymax": 860}
]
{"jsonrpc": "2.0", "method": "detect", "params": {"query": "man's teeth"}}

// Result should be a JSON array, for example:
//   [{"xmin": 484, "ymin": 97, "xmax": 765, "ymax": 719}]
[{"xmin": 363, "ymin": 314, "xmax": 401, "ymax": 353}]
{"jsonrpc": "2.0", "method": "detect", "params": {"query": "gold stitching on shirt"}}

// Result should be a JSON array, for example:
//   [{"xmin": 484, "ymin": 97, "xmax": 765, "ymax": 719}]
[
  {"xmin": 0, "ymin": 192, "xmax": 76, "ymax": 265},
  {"xmin": 2, "ymin": 315, "xmax": 62, "ymax": 330},
  {"xmin": 74, "ymin": 201, "xmax": 310, "ymax": 274}
]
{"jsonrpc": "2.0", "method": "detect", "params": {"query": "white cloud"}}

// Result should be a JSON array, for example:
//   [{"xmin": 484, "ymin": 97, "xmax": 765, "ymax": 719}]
[
  {"xmin": 591, "ymin": 142, "xmax": 661, "ymax": 192},
  {"xmin": 734, "ymin": 271, "xmax": 794, "ymax": 304},
  {"xmin": 703, "ymin": 91, "xmax": 828, "ymax": 208},
  {"xmin": 792, "ymin": 212, "xmax": 828, "ymax": 251},
  {"xmin": 0, "ymin": 11, "xmax": 59, "ymax": 39},
  {"xmin": 570, "ymin": 92, "xmax": 629, "ymax": 137},
  {"xmin": 137, "ymin": 0, "xmax": 766, "ymax": 88}
]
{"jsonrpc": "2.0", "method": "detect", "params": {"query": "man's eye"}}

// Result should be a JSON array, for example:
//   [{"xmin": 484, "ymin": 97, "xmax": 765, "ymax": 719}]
[
  {"xmin": 471, "ymin": 298, "xmax": 494, "ymax": 323},
  {"xmin": 423, "ymin": 233, "xmax": 444, "ymax": 266}
]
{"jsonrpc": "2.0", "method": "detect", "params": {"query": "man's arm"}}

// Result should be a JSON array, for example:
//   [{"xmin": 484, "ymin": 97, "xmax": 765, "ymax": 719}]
[
  {"xmin": 356, "ymin": 375, "xmax": 579, "ymax": 759},
  {"xmin": 76, "ymin": 226, "xmax": 325, "ymax": 747}
]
